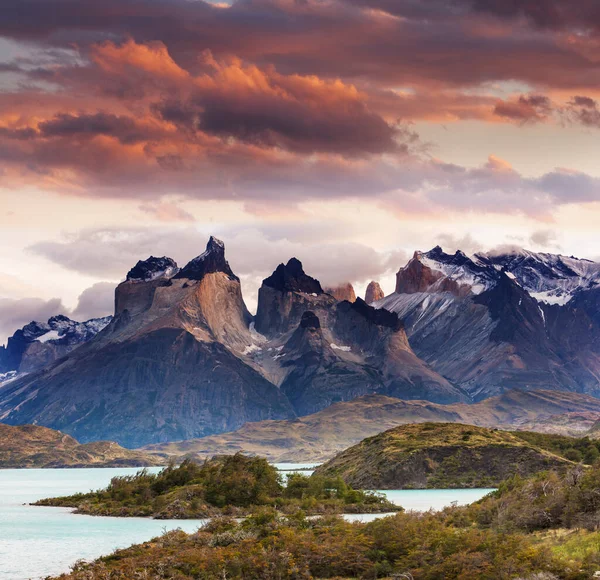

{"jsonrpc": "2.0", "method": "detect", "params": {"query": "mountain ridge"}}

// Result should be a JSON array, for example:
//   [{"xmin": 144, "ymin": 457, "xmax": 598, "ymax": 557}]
[{"xmin": 2, "ymin": 240, "xmax": 600, "ymax": 447}]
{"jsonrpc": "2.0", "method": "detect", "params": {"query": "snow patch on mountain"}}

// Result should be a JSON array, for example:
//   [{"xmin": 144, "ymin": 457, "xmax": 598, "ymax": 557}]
[
  {"xmin": 398, "ymin": 246, "xmax": 600, "ymax": 307},
  {"xmin": 477, "ymin": 249, "xmax": 600, "ymax": 305},
  {"xmin": 420, "ymin": 254, "xmax": 491, "ymax": 295},
  {"xmin": 37, "ymin": 330, "xmax": 61, "ymax": 343},
  {"xmin": 330, "ymin": 343, "xmax": 352, "ymax": 352}
]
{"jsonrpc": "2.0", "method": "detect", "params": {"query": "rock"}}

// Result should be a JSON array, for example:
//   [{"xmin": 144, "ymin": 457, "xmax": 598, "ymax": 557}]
[
  {"xmin": 324, "ymin": 283, "xmax": 356, "ymax": 303},
  {"xmin": 174, "ymin": 236, "xmax": 238, "ymax": 281},
  {"xmin": 262, "ymin": 258, "xmax": 323, "ymax": 294},
  {"xmin": 365, "ymin": 281, "xmax": 384, "ymax": 304},
  {"xmin": 126, "ymin": 256, "xmax": 179, "ymax": 282}
]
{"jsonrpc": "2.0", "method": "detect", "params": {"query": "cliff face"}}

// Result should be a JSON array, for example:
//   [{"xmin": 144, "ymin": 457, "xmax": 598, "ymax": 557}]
[
  {"xmin": 314, "ymin": 423, "xmax": 574, "ymax": 489},
  {"xmin": 253, "ymin": 260, "xmax": 467, "ymax": 416}
]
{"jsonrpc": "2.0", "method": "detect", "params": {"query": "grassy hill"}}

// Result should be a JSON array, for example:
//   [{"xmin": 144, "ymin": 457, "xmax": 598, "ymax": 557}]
[
  {"xmin": 0, "ymin": 423, "xmax": 163, "ymax": 468},
  {"xmin": 314, "ymin": 423, "xmax": 577, "ymax": 489}
]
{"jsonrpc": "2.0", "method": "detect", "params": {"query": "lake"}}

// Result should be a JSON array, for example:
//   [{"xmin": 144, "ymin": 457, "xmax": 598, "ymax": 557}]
[{"xmin": 0, "ymin": 467, "xmax": 494, "ymax": 580}]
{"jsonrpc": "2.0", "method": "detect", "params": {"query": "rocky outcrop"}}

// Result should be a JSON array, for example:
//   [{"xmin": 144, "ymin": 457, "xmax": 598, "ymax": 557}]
[
  {"xmin": 174, "ymin": 236, "xmax": 238, "ymax": 282},
  {"xmin": 126, "ymin": 257, "xmax": 179, "ymax": 282},
  {"xmin": 395, "ymin": 251, "xmax": 445, "ymax": 294},
  {"xmin": 325, "ymin": 283, "xmax": 356, "ymax": 303},
  {"xmin": 263, "ymin": 258, "xmax": 323, "ymax": 294},
  {"xmin": 365, "ymin": 281, "xmax": 384, "ymax": 304}
]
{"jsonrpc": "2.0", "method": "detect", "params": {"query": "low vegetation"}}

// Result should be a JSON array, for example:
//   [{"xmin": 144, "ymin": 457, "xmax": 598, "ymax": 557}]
[
  {"xmin": 510, "ymin": 431, "xmax": 600, "ymax": 465},
  {"xmin": 314, "ymin": 423, "xmax": 576, "ymax": 489},
  {"xmin": 46, "ymin": 462, "xmax": 600, "ymax": 579},
  {"xmin": 467, "ymin": 462, "xmax": 600, "ymax": 533},
  {"xmin": 35, "ymin": 454, "xmax": 399, "ymax": 518}
]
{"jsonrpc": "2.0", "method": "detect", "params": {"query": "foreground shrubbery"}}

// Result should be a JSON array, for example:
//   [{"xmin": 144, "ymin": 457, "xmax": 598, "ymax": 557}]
[
  {"xmin": 510, "ymin": 432, "xmax": 600, "ymax": 465},
  {"xmin": 35, "ymin": 455, "xmax": 398, "ymax": 518},
  {"xmin": 51, "ymin": 509, "xmax": 575, "ymax": 580},
  {"xmin": 467, "ymin": 462, "xmax": 600, "ymax": 533},
  {"xmin": 40, "ymin": 455, "xmax": 600, "ymax": 578}
]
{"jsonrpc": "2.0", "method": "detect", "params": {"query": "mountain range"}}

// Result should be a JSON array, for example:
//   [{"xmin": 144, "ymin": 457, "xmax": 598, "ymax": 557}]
[{"xmin": 1, "ymin": 238, "xmax": 600, "ymax": 448}]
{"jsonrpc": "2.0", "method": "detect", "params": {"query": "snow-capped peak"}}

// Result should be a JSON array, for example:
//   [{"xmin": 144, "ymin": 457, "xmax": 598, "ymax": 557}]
[
  {"xmin": 476, "ymin": 249, "xmax": 600, "ymax": 305},
  {"xmin": 395, "ymin": 245, "xmax": 600, "ymax": 306}
]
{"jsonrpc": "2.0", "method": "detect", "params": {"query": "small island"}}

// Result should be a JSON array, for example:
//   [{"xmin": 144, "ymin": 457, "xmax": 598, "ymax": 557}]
[{"xmin": 34, "ymin": 454, "xmax": 400, "ymax": 518}]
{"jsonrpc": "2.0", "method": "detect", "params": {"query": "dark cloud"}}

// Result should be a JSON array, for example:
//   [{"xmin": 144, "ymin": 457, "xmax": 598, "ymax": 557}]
[
  {"xmin": 466, "ymin": 0, "xmax": 600, "ymax": 31},
  {"xmin": 38, "ymin": 113, "xmax": 153, "ymax": 144},
  {"xmin": 0, "ymin": 0, "xmax": 599, "ymax": 218},
  {"xmin": 565, "ymin": 95, "xmax": 600, "ymax": 128},
  {"xmin": 494, "ymin": 94, "xmax": 553, "ymax": 123}
]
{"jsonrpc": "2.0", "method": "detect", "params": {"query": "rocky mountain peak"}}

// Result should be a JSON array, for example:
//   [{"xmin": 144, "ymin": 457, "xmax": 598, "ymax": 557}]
[
  {"xmin": 126, "ymin": 256, "xmax": 179, "ymax": 282},
  {"xmin": 365, "ymin": 281, "xmax": 385, "ymax": 304},
  {"xmin": 262, "ymin": 258, "xmax": 323, "ymax": 294},
  {"xmin": 175, "ymin": 236, "xmax": 238, "ymax": 282},
  {"xmin": 395, "ymin": 252, "xmax": 444, "ymax": 294},
  {"xmin": 396, "ymin": 247, "xmax": 494, "ymax": 296},
  {"xmin": 325, "ymin": 282, "xmax": 356, "ymax": 303}
]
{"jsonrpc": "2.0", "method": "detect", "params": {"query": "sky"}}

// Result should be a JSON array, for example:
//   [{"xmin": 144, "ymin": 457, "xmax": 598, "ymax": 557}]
[{"xmin": 2, "ymin": 0, "xmax": 600, "ymax": 342}]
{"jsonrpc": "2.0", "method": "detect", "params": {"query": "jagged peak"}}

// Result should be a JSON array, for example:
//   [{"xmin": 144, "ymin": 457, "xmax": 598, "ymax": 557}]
[
  {"xmin": 174, "ymin": 236, "xmax": 238, "ymax": 282},
  {"xmin": 126, "ymin": 256, "xmax": 179, "ymax": 282},
  {"xmin": 325, "ymin": 282, "xmax": 356, "ymax": 303},
  {"xmin": 262, "ymin": 258, "xmax": 323, "ymax": 294},
  {"xmin": 365, "ymin": 281, "xmax": 385, "ymax": 304}
]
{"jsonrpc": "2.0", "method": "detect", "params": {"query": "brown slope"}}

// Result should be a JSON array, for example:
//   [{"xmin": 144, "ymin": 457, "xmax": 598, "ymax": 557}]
[
  {"xmin": 143, "ymin": 389, "xmax": 600, "ymax": 463},
  {"xmin": 0, "ymin": 423, "xmax": 163, "ymax": 468}
]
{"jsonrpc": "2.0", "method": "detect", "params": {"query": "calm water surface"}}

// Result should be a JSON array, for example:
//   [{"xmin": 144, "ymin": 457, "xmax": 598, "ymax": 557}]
[{"xmin": 0, "ymin": 467, "xmax": 494, "ymax": 580}]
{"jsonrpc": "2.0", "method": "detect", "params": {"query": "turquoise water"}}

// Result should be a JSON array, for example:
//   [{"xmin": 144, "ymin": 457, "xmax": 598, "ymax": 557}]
[{"xmin": 0, "ymin": 467, "xmax": 494, "ymax": 580}]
